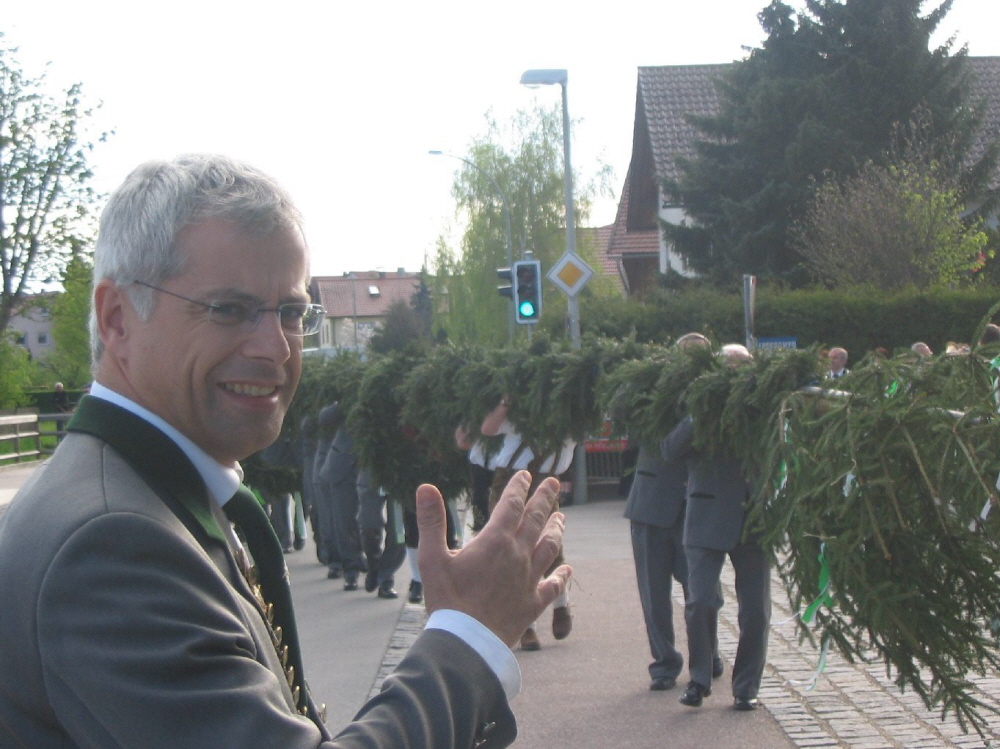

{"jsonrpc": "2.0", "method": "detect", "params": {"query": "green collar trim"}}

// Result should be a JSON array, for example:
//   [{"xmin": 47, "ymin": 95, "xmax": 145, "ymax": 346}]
[{"xmin": 67, "ymin": 396, "xmax": 228, "ymax": 546}]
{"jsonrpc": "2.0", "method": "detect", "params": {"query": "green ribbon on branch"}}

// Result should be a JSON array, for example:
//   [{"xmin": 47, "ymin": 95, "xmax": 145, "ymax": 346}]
[{"xmin": 801, "ymin": 542, "xmax": 832, "ymax": 624}]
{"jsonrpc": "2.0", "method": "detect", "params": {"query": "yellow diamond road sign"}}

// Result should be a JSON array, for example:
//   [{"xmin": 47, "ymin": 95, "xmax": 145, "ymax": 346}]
[{"xmin": 548, "ymin": 251, "xmax": 594, "ymax": 298}]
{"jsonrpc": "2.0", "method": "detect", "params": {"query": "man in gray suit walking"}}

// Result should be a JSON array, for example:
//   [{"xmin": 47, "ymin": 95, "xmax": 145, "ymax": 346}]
[
  {"xmin": 626, "ymin": 445, "xmax": 690, "ymax": 690},
  {"xmin": 663, "ymin": 344, "xmax": 771, "ymax": 712},
  {"xmin": 625, "ymin": 332, "xmax": 721, "ymax": 692}
]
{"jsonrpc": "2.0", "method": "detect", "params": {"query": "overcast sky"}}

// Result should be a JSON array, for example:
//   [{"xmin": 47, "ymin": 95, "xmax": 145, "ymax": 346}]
[{"xmin": 5, "ymin": 0, "xmax": 998, "ymax": 279}]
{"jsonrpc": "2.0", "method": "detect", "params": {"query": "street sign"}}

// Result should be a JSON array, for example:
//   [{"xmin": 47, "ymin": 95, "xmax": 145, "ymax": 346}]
[
  {"xmin": 757, "ymin": 337, "xmax": 798, "ymax": 350},
  {"xmin": 547, "ymin": 251, "xmax": 594, "ymax": 297}
]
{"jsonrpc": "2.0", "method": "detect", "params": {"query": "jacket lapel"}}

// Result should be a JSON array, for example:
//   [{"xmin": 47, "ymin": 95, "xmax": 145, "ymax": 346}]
[
  {"xmin": 67, "ymin": 396, "xmax": 328, "ymax": 733},
  {"xmin": 67, "ymin": 396, "xmax": 228, "ymax": 547}
]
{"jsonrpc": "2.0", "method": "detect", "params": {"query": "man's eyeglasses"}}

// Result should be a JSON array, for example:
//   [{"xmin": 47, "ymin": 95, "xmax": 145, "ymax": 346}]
[{"xmin": 132, "ymin": 281, "xmax": 326, "ymax": 337}]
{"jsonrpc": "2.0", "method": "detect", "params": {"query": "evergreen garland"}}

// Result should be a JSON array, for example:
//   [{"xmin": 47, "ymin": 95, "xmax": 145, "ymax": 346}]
[
  {"xmin": 759, "ymin": 349, "xmax": 1000, "ymax": 734},
  {"xmin": 348, "ymin": 352, "xmax": 468, "ymax": 509},
  {"xmin": 288, "ymin": 333, "xmax": 1000, "ymax": 732}
]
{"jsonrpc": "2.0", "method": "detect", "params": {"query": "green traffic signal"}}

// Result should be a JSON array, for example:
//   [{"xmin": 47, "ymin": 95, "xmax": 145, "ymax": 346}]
[{"xmin": 513, "ymin": 260, "xmax": 541, "ymax": 324}]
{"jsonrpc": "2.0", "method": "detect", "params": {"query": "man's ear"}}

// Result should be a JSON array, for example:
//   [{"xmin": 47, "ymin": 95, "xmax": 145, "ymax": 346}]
[{"xmin": 93, "ymin": 281, "xmax": 130, "ymax": 357}]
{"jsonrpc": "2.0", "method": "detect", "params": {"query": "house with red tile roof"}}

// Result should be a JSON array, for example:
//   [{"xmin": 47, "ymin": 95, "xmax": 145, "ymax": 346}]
[
  {"xmin": 607, "ymin": 57, "xmax": 1000, "ymax": 296},
  {"xmin": 310, "ymin": 270, "xmax": 422, "ymax": 350},
  {"xmin": 578, "ymin": 224, "xmax": 624, "ymax": 294}
]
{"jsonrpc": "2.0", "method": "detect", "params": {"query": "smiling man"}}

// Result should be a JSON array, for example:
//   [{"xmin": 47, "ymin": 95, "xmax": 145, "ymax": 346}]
[{"xmin": 0, "ymin": 155, "xmax": 570, "ymax": 748}]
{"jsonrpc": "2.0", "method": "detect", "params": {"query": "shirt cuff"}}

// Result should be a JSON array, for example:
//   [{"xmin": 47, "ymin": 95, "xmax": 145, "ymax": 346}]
[{"xmin": 425, "ymin": 609, "xmax": 521, "ymax": 700}]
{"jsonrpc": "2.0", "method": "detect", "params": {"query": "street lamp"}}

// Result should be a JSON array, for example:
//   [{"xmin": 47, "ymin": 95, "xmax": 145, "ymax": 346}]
[
  {"xmin": 519, "ymin": 70, "xmax": 574, "ymax": 255},
  {"xmin": 429, "ymin": 150, "xmax": 515, "ymax": 342},
  {"xmin": 348, "ymin": 271, "xmax": 359, "ymax": 349},
  {"xmin": 520, "ymin": 68, "xmax": 588, "ymax": 504}
]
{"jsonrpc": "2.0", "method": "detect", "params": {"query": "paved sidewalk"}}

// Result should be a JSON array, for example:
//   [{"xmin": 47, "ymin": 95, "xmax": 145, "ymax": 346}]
[
  {"xmin": 372, "ymin": 493, "xmax": 1000, "ymax": 749},
  {"xmin": 0, "ymin": 462, "xmax": 40, "ymax": 515}
]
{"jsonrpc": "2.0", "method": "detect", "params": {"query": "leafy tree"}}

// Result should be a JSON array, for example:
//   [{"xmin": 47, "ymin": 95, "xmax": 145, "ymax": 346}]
[
  {"xmin": 0, "ymin": 331, "xmax": 33, "ymax": 408},
  {"xmin": 432, "ymin": 104, "xmax": 613, "ymax": 344},
  {"xmin": 1, "ymin": 35, "xmax": 108, "ymax": 332},
  {"xmin": 666, "ymin": 0, "xmax": 997, "ymax": 286},
  {"xmin": 796, "ymin": 120, "xmax": 991, "ymax": 288},
  {"xmin": 47, "ymin": 253, "xmax": 92, "ymax": 385}
]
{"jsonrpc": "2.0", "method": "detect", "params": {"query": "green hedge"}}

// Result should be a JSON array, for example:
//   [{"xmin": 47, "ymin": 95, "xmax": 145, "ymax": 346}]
[{"xmin": 580, "ymin": 285, "xmax": 1000, "ymax": 358}]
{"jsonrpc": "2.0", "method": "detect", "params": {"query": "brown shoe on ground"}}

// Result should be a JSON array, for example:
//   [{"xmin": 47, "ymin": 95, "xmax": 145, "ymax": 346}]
[
  {"xmin": 520, "ymin": 628, "xmax": 541, "ymax": 651},
  {"xmin": 552, "ymin": 605, "xmax": 573, "ymax": 640}
]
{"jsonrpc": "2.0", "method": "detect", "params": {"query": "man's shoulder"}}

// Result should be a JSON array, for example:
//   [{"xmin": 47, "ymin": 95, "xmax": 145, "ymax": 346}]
[{"xmin": 3, "ymin": 434, "xmax": 165, "ymax": 537}]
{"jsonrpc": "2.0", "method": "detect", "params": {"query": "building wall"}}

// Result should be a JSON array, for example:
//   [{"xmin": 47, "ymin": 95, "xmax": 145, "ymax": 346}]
[
  {"xmin": 329, "ymin": 316, "xmax": 381, "ymax": 350},
  {"xmin": 658, "ymin": 197, "xmax": 696, "ymax": 278},
  {"xmin": 7, "ymin": 306, "xmax": 54, "ymax": 360}
]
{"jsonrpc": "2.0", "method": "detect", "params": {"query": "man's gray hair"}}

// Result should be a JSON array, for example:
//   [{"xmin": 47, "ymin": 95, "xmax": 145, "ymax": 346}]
[{"xmin": 89, "ymin": 154, "xmax": 304, "ymax": 364}]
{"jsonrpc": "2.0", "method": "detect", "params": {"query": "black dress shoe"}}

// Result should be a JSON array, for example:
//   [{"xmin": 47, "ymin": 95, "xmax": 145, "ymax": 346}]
[
  {"xmin": 364, "ymin": 569, "xmax": 379, "ymax": 593},
  {"xmin": 326, "ymin": 565, "xmax": 343, "ymax": 580},
  {"xmin": 712, "ymin": 657, "xmax": 724, "ymax": 679},
  {"xmin": 649, "ymin": 677, "xmax": 676, "ymax": 691},
  {"xmin": 408, "ymin": 580, "xmax": 423, "ymax": 604},
  {"xmin": 343, "ymin": 573, "xmax": 359, "ymax": 591},
  {"xmin": 679, "ymin": 681, "xmax": 711, "ymax": 707},
  {"xmin": 293, "ymin": 538, "xmax": 306, "ymax": 551},
  {"xmin": 377, "ymin": 582, "xmax": 398, "ymax": 599},
  {"xmin": 733, "ymin": 697, "xmax": 759, "ymax": 711}
]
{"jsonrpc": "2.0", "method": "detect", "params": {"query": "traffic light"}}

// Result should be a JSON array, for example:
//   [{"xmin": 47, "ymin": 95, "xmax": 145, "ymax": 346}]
[
  {"xmin": 497, "ymin": 267, "xmax": 514, "ymax": 301},
  {"xmin": 513, "ymin": 259, "xmax": 541, "ymax": 324}
]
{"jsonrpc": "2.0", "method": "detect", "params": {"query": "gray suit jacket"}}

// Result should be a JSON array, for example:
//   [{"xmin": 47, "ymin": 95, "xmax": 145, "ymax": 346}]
[
  {"xmin": 623, "ymin": 443, "xmax": 686, "ymax": 529},
  {"xmin": 0, "ymin": 397, "xmax": 515, "ymax": 748},
  {"xmin": 319, "ymin": 425, "xmax": 357, "ymax": 487},
  {"xmin": 661, "ymin": 416, "xmax": 751, "ymax": 551}
]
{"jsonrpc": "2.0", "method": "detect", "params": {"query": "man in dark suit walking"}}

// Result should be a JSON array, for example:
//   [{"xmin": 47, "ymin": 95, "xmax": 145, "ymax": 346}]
[
  {"xmin": 625, "ymin": 444, "xmax": 690, "ymax": 690},
  {"xmin": 663, "ymin": 344, "xmax": 771, "ymax": 712},
  {"xmin": 0, "ymin": 154, "xmax": 570, "ymax": 748},
  {"xmin": 625, "ymin": 332, "xmax": 722, "ymax": 691}
]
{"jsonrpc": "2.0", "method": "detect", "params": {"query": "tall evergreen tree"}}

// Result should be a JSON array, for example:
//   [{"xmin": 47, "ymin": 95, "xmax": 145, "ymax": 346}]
[{"xmin": 666, "ymin": 0, "xmax": 997, "ymax": 285}]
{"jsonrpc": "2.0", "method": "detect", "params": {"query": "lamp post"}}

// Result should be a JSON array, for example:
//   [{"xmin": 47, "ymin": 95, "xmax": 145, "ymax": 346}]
[
  {"xmin": 520, "ymin": 68, "xmax": 588, "ymax": 505},
  {"xmin": 348, "ymin": 271, "xmax": 359, "ymax": 349},
  {"xmin": 429, "ymin": 150, "xmax": 514, "ymax": 342}
]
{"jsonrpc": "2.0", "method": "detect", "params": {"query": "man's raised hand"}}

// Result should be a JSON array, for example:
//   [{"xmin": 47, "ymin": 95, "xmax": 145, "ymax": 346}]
[{"xmin": 416, "ymin": 471, "xmax": 571, "ymax": 647}]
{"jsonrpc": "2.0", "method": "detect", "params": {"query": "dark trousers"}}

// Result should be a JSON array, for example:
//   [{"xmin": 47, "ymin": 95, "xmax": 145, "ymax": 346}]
[
  {"xmin": 469, "ymin": 464, "xmax": 494, "ymax": 532},
  {"xmin": 330, "ymin": 481, "xmax": 365, "ymax": 574},
  {"xmin": 262, "ymin": 489, "xmax": 293, "ymax": 550},
  {"xmin": 630, "ymin": 520, "xmax": 687, "ymax": 680},
  {"xmin": 313, "ymin": 479, "xmax": 341, "ymax": 568},
  {"xmin": 685, "ymin": 542, "xmax": 771, "ymax": 698},
  {"xmin": 361, "ymin": 497, "xmax": 405, "ymax": 585}
]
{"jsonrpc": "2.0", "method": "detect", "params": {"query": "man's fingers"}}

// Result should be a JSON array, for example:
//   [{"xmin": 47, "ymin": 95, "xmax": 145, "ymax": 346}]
[
  {"xmin": 531, "ymin": 511, "xmax": 566, "ymax": 579},
  {"xmin": 486, "ymin": 471, "xmax": 532, "ymax": 531},
  {"xmin": 520, "ymin": 476, "xmax": 561, "ymax": 535},
  {"xmin": 536, "ymin": 565, "xmax": 573, "ymax": 611},
  {"xmin": 415, "ymin": 483, "xmax": 447, "ymax": 568}
]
